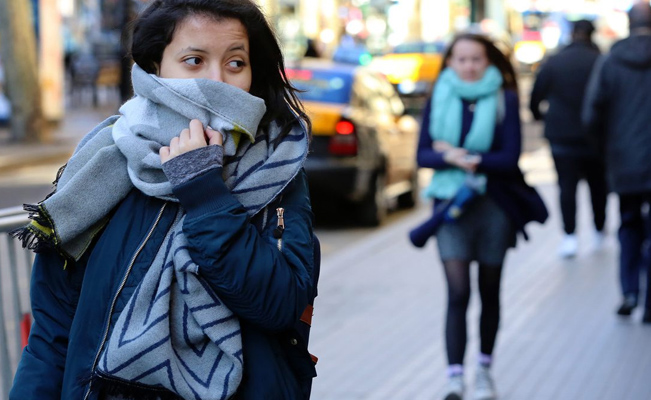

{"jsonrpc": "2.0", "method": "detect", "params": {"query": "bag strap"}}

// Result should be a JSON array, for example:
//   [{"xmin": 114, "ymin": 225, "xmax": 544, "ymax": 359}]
[{"xmin": 300, "ymin": 304, "xmax": 313, "ymax": 326}]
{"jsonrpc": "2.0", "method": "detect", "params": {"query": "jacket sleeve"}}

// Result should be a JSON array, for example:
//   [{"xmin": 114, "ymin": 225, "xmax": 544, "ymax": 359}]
[
  {"xmin": 582, "ymin": 55, "xmax": 608, "ymax": 152},
  {"xmin": 10, "ymin": 251, "xmax": 82, "ymax": 399},
  {"xmin": 477, "ymin": 90, "xmax": 521, "ymax": 173},
  {"xmin": 172, "ymin": 168, "xmax": 314, "ymax": 332},
  {"xmin": 529, "ymin": 63, "xmax": 551, "ymax": 121},
  {"xmin": 416, "ymin": 98, "xmax": 452, "ymax": 169}
]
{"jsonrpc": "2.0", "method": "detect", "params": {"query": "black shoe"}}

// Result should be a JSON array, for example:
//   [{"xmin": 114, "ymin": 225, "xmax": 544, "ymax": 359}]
[
  {"xmin": 643, "ymin": 309, "xmax": 651, "ymax": 324},
  {"xmin": 617, "ymin": 296, "xmax": 637, "ymax": 316}
]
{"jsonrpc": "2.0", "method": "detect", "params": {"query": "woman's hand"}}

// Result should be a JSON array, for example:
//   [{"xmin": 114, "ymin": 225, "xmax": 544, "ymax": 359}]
[
  {"xmin": 443, "ymin": 147, "xmax": 481, "ymax": 173},
  {"xmin": 433, "ymin": 141, "xmax": 454, "ymax": 152},
  {"xmin": 160, "ymin": 119, "xmax": 223, "ymax": 164}
]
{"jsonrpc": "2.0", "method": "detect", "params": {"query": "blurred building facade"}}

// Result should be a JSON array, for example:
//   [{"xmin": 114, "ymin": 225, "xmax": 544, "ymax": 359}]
[{"xmin": 3, "ymin": 0, "xmax": 635, "ymax": 123}]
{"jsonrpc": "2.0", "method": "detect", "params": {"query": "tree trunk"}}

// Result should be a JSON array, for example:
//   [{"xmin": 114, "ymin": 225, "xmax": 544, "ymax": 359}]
[
  {"xmin": 471, "ymin": 0, "xmax": 486, "ymax": 23},
  {"xmin": 0, "ymin": 0, "xmax": 43, "ymax": 143}
]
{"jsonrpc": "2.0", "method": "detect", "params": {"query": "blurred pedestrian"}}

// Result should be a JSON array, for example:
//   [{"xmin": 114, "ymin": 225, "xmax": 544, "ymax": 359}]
[
  {"xmin": 10, "ymin": 0, "xmax": 319, "ymax": 399},
  {"xmin": 530, "ymin": 19, "xmax": 608, "ymax": 259},
  {"xmin": 416, "ymin": 33, "xmax": 546, "ymax": 400},
  {"xmin": 304, "ymin": 38, "xmax": 321, "ymax": 58},
  {"xmin": 583, "ymin": 2, "xmax": 651, "ymax": 324}
]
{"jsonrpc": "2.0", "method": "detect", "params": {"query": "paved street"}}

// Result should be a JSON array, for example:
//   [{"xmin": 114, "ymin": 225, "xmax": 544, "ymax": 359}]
[{"xmin": 310, "ymin": 180, "xmax": 651, "ymax": 400}]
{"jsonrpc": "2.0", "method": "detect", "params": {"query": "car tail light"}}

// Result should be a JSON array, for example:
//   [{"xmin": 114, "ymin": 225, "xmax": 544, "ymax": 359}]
[
  {"xmin": 328, "ymin": 119, "xmax": 358, "ymax": 156},
  {"xmin": 335, "ymin": 120, "xmax": 354, "ymax": 135}
]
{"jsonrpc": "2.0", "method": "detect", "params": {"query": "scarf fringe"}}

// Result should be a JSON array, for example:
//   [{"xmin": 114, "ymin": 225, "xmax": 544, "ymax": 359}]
[
  {"xmin": 9, "ymin": 204, "xmax": 57, "ymax": 253},
  {"xmin": 9, "ymin": 163, "xmax": 67, "ymax": 253},
  {"xmin": 92, "ymin": 373, "xmax": 183, "ymax": 400}
]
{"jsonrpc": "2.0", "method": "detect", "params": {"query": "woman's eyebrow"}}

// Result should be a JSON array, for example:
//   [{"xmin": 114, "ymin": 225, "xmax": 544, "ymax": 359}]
[
  {"xmin": 176, "ymin": 46, "xmax": 208, "ymax": 56},
  {"xmin": 227, "ymin": 44, "xmax": 248, "ymax": 53}
]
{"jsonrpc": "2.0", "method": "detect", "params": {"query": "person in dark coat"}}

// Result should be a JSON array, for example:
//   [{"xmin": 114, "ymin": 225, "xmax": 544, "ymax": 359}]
[
  {"xmin": 582, "ymin": 2, "xmax": 651, "ymax": 324},
  {"xmin": 530, "ymin": 19, "xmax": 607, "ymax": 259}
]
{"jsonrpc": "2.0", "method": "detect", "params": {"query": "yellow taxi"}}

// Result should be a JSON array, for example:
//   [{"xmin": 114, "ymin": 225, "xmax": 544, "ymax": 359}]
[
  {"xmin": 287, "ymin": 58, "xmax": 420, "ymax": 226},
  {"xmin": 370, "ymin": 41, "xmax": 445, "ymax": 114}
]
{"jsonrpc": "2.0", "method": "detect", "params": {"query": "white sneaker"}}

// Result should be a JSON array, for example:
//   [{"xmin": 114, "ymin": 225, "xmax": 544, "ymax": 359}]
[
  {"xmin": 474, "ymin": 365, "xmax": 497, "ymax": 400},
  {"xmin": 591, "ymin": 230, "xmax": 605, "ymax": 252},
  {"xmin": 558, "ymin": 234, "xmax": 578, "ymax": 258},
  {"xmin": 443, "ymin": 374, "xmax": 465, "ymax": 400}
]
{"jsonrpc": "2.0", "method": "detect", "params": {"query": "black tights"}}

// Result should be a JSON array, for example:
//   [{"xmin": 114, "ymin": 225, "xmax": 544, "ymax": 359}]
[{"xmin": 443, "ymin": 259, "xmax": 503, "ymax": 366}]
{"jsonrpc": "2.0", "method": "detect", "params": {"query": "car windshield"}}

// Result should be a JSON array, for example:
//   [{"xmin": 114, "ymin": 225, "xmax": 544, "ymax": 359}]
[{"xmin": 287, "ymin": 68, "xmax": 354, "ymax": 104}]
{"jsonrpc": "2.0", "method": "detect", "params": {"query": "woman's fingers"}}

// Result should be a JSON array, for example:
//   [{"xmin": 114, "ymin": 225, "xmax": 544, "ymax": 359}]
[
  {"xmin": 160, "ymin": 119, "xmax": 211, "ymax": 163},
  {"xmin": 169, "ymin": 136, "xmax": 181, "ymax": 158},
  {"xmin": 443, "ymin": 148, "xmax": 468, "ymax": 164},
  {"xmin": 160, "ymin": 146, "xmax": 171, "ymax": 164},
  {"xmin": 189, "ymin": 119, "xmax": 207, "ymax": 146},
  {"xmin": 434, "ymin": 141, "xmax": 453, "ymax": 152},
  {"xmin": 458, "ymin": 160, "xmax": 478, "ymax": 173},
  {"xmin": 205, "ymin": 126, "xmax": 223, "ymax": 146}
]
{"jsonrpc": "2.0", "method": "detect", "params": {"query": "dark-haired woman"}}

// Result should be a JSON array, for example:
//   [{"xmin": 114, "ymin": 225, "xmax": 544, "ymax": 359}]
[
  {"xmin": 416, "ymin": 34, "xmax": 545, "ymax": 400},
  {"xmin": 10, "ymin": 1, "xmax": 318, "ymax": 399}
]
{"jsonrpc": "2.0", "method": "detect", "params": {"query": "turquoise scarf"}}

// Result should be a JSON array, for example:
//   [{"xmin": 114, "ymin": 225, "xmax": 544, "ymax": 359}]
[{"xmin": 424, "ymin": 65, "xmax": 503, "ymax": 199}]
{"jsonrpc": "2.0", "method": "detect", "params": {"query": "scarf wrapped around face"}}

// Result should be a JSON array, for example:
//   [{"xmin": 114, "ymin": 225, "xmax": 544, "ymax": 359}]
[
  {"xmin": 424, "ymin": 65, "xmax": 503, "ymax": 200},
  {"xmin": 13, "ymin": 64, "xmax": 309, "ymax": 399},
  {"xmin": 13, "ymin": 63, "xmax": 307, "ymax": 261}
]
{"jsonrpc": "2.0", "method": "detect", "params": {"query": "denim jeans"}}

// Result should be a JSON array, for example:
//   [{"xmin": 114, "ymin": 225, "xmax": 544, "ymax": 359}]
[{"xmin": 618, "ymin": 193, "xmax": 651, "ymax": 309}]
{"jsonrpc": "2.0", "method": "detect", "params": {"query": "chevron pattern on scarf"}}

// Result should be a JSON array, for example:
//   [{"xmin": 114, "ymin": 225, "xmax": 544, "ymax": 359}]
[
  {"xmin": 223, "ymin": 120, "xmax": 308, "ymax": 213},
  {"xmin": 98, "ymin": 213, "xmax": 243, "ymax": 400}
]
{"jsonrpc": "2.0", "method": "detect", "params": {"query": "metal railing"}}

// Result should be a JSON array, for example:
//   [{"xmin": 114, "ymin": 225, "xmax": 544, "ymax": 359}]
[{"xmin": 0, "ymin": 207, "xmax": 33, "ymax": 400}]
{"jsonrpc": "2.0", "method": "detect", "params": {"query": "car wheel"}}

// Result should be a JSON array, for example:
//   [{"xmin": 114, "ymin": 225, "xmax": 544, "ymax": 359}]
[
  {"xmin": 397, "ymin": 171, "xmax": 419, "ymax": 209},
  {"xmin": 358, "ymin": 172, "xmax": 387, "ymax": 226}
]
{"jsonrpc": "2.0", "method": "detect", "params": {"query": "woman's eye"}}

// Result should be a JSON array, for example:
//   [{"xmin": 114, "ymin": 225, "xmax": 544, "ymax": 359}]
[
  {"xmin": 183, "ymin": 57, "xmax": 202, "ymax": 66},
  {"xmin": 227, "ymin": 60, "xmax": 245, "ymax": 69}
]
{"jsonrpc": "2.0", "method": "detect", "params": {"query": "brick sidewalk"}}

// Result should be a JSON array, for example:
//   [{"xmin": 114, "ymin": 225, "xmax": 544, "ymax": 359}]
[{"xmin": 310, "ymin": 183, "xmax": 651, "ymax": 400}]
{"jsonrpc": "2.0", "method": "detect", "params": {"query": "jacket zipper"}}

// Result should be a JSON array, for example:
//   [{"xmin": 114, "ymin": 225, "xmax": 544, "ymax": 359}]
[
  {"xmin": 273, "ymin": 207, "xmax": 285, "ymax": 251},
  {"xmin": 83, "ymin": 203, "xmax": 167, "ymax": 400}
]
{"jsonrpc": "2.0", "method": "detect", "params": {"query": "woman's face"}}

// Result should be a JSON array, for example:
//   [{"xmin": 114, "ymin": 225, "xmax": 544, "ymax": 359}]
[
  {"xmin": 446, "ymin": 39, "xmax": 490, "ymax": 82},
  {"xmin": 159, "ymin": 14, "xmax": 252, "ymax": 92}
]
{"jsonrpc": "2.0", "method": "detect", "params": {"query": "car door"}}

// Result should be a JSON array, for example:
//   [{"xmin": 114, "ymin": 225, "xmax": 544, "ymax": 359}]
[
  {"xmin": 357, "ymin": 71, "xmax": 415, "ymax": 186},
  {"xmin": 377, "ymin": 74, "xmax": 418, "ymax": 184}
]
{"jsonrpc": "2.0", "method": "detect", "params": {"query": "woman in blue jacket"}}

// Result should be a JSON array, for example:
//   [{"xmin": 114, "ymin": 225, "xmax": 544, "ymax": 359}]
[
  {"xmin": 10, "ymin": 0, "xmax": 318, "ymax": 399},
  {"xmin": 416, "ymin": 34, "xmax": 545, "ymax": 400}
]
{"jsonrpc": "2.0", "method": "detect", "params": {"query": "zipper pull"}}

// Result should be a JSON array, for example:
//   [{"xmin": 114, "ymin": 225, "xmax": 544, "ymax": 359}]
[{"xmin": 273, "ymin": 207, "xmax": 285, "ymax": 239}]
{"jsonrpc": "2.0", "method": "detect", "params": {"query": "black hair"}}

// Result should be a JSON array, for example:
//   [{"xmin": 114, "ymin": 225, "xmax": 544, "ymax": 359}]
[
  {"xmin": 572, "ymin": 19, "xmax": 595, "ymax": 37},
  {"xmin": 629, "ymin": 2, "xmax": 651, "ymax": 31},
  {"xmin": 130, "ymin": 0, "xmax": 310, "ymax": 140},
  {"xmin": 442, "ymin": 33, "xmax": 518, "ymax": 93}
]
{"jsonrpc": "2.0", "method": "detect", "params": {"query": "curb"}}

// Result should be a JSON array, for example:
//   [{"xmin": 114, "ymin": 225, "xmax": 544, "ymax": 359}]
[{"xmin": 0, "ymin": 144, "xmax": 73, "ymax": 174}]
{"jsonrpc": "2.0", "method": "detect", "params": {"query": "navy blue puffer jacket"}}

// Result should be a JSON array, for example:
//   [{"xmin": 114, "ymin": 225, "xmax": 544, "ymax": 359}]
[{"xmin": 9, "ymin": 167, "xmax": 319, "ymax": 400}]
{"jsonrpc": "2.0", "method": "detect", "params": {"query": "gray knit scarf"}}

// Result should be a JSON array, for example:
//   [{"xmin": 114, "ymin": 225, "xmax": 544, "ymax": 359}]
[
  {"xmin": 14, "ymin": 64, "xmax": 309, "ymax": 399},
  {"xmin": 15, "ymin": 64, "xmax": 308, "ymax": 260},
  {"xmin": 97, "ymin": 210, "xmax": 243, "ymax": 400}
]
